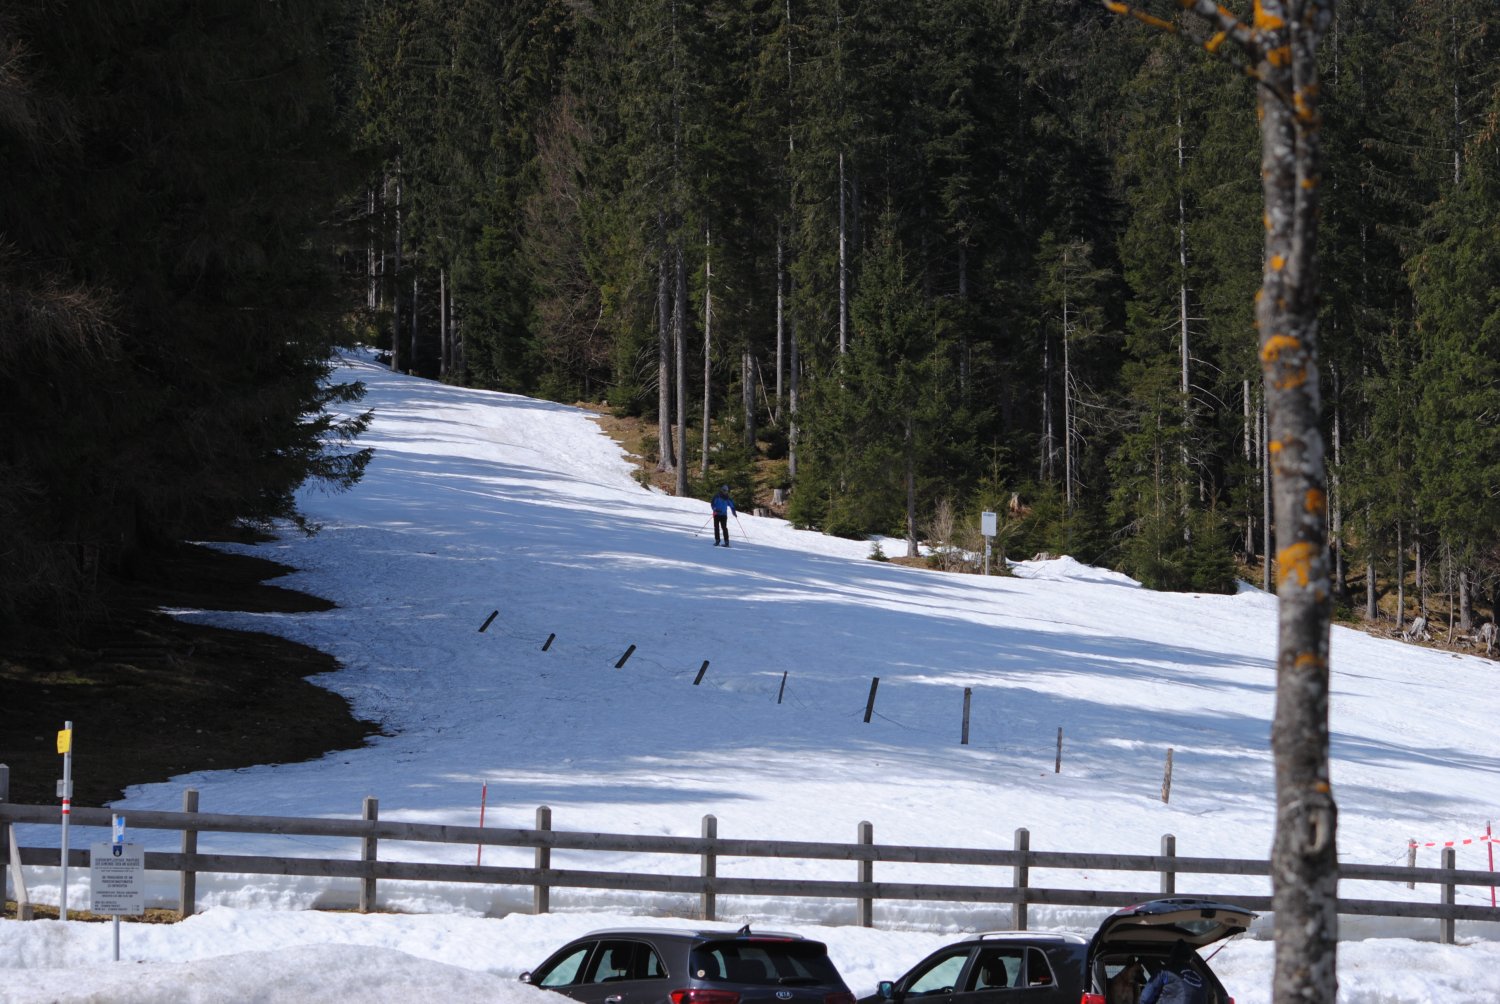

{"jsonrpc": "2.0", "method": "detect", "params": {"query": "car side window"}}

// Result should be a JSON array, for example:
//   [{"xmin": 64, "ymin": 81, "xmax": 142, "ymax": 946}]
[
  {"xmin": 537, "ymin": 944, "xmax": 593, "ymax": 988},
  {"xmin": 1021, "ymin": 948, "xmax": 1055, "ymax": 988},
  {"xmin": 585, "ymin": 940, "xmax": 664, "ymax": 983},
  {"xmin": 905, "ymin": 951, "xmax": 971, "ymax": 995},
  {"xmin": 966, "ymin": 948, "xmax": 1024, "ymax": 990}
]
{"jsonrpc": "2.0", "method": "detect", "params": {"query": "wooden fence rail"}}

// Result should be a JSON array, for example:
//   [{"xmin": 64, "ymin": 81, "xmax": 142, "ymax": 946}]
[{"xmin": 3, "ymin": 793, "xmax": 1497, "ymax": 943}]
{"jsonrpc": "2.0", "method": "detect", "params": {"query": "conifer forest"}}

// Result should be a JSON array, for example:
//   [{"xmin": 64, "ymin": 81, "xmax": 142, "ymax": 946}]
[{"xmin": 5, "ymin": 0, "xmax": 1500, "ymax": 628}]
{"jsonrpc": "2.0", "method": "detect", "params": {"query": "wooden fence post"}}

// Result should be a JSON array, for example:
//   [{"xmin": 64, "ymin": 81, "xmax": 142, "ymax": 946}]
[
  {"xmin": 535, "ymin": 805, "xmax": 551, "ymax": 914},
  {"xmin": 858, "ymin": 821, "xmax": 874, "ymax": 927},
  {"xmin": 701, "ymin": 814, "xmax": 717, "ymax": 921},
  {"xmin": 1161, "ymin": 748, "xmax": 1173, "ymax": 804},
  {"xmin": 179, "ymin": 788, "xmax": 199, "ymax": 918},
  {"xmin": 359, "ymin": 796, "xmax": 378, "ymax": 914},
  {"xmin": 961, "ymin": 688, "xmax": 971, "ymax": 745},
  {"xmin": 1441, "ymin": 847, "xmax": 1456, "ymax": 945},
  {"xmin": 1407, "ymin": 839, "xmax": 1417, "ymax": 890},
  {"xmin": 1013, "ymin": 827, "xmax": 1030, "ymax": 931},
  {"xmin": 1160, "ymin": 834, "xmax": 1176, "ymax": 895}
]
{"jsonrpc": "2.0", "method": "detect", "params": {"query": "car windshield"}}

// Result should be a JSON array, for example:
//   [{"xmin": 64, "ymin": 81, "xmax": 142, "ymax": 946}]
[{"xmin": 691, "ymin": 940, "xmax": 840, "ymax": 986}]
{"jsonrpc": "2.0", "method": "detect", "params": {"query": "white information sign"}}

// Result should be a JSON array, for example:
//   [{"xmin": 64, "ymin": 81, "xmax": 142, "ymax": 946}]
[
  {"xmin": 981, "ymin": 510, "xmax": 997, "ymax": 537},
  {"xmin": 89, "ymin": 843, "xmax": 145, "ymax": 916}
]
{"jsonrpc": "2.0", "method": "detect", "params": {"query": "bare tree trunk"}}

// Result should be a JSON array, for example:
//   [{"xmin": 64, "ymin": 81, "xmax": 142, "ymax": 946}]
[
  {"xmin": 1331, "ymin": 366, "xmax": 1347, "ymax": 603},
  {"xmin": 1396, "ymin": 521, "xmax": 1405, "ymax": 631},
  {"xmin": 788, "ymin": 292, "xmax": 799, "ymax": 482},
  {"xmin": 439, "ymin": 267, "xmax": 449, "ymax": 380},
  {"xmin": 1245, "ymin": 380, "xmax": 1255, "ymax": 560},
  {"xmin": 367, "ymin": 185, "xmax": 378, "ymax": 311},
  {"xmin": 1252, "ymin": 7, "xmax": 1339, "ymax": 1000},
  {"xmin": 390, "ymin": 167, "xmax": 404, "ymax": 373},
  {"xmin": 1460, "ymin": 567, "xmax": 1474, "ymax": 632},
  {"xmin": 838, "ymin": 150, "xmax": 848, "ymax": 356},
  {"xmin": 1062, "ymin": 277, "xmax": 1074, "ymax": 514},
  {"xmin": 657, "ymin": 247, "xmax": 675, "ymax": 473},
  {"xmin": 1177, "ymin": 97, "xmax": 1194, "ymax": 495},
  {"xmin": 674, "ymin": 243, "xmax": 689, "ymax": 497},
  {"xmin": 410, "ymin": 273, "xmax": 419, "ymax": 372},
  {"xmin": 701, "ymin": 230, "xmax": 712, "ymax": 478},
  {"xmin": 905, "ymin": 415, "xmax": 917, "ymax": 559},
  {"xmin": 1365, "ymin": 557, "xmax": 1377, "ymax": 621},
  {"xmin": 1040, "ymin": 335, "xmax": 1054, "ymax": 483},
  {"xmin": 775, "ymin": 228, "xmax": 785, "ymax": 423},
  {"xmin": 743, "ymin": 350, "xmax": 755, "ymax": 453},
  {"xmin": 1262, "ymin": 402, "xmax": 1271, "ymax": 592}
]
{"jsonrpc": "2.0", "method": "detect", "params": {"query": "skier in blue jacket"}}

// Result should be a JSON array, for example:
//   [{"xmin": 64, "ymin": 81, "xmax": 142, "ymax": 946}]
[{"xmin": 711, "ymin": 485, "xmax": 736, "ymax": 547}]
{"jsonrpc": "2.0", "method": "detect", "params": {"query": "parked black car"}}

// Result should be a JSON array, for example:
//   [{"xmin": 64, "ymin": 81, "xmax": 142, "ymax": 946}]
[
  {"xmin": 521, "ymin": 926, "xmax": 857, "ymax": 1004},
  {"xmin": 857, "ymin": 898, "xmax": 1254, "ymax": 1004}
]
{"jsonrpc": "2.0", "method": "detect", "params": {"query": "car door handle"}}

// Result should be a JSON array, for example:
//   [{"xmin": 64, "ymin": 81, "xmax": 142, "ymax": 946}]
[{"xmin": 604, "ymin": 996, "xmax": 624, "ymax": 1003}]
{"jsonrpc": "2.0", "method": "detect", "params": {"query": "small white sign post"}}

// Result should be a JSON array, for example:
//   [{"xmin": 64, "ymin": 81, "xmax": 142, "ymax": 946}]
[
  {"xmin": 91, "ymin": 815, "xmax": 144, "ymax": 961},
  {"xmin": 981, "ymin": 511, "xmax": 997, "ymax": 576}
]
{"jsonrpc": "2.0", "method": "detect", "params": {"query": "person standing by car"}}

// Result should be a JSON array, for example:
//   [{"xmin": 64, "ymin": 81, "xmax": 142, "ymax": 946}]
[
  {"xmin": 711, "ymin": 485, "xmax": 737, "ymax": 547},
  {"xmin": 1138, "ymin": 941, "xmax": 1208, "ymax": 1004}
]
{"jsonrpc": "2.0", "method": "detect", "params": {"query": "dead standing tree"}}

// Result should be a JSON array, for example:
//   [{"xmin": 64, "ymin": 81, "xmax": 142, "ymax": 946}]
[{"xmin": 1099, "ymin": 3, "xmax": 1338, "ymax": 1002}]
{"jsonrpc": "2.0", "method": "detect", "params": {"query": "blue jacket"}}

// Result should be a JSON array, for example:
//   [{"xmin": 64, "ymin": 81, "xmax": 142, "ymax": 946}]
[
  {"xmin": 711, "ymin": 492, "xmax": 736, "ymax": 516},
  {"xmin": 1139, "ymin": 966, "xmax": 1208, "ymax": 1004}
]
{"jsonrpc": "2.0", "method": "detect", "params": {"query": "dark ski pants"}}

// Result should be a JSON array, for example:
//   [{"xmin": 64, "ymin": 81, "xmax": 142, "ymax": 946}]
[{"xmin": 713, "ymin": 513, "xmax": 730, "ymax": 544}]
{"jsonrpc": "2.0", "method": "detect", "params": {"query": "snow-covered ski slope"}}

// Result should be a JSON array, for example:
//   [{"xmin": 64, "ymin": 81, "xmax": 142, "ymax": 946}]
[{"xmin": 8, "ymin": 348, "xmax": 1500, "ymax": 1001}]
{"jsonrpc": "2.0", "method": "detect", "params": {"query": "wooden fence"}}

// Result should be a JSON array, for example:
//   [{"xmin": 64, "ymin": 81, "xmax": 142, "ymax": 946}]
[{"xmin": 3, "ymin": 778, "xmax": 1497, "ymax": 944}]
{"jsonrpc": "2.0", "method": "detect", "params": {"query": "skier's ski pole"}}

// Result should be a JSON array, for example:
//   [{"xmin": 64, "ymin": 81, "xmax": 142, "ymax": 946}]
[
  {"xmin": 734, "ymin": 512, "xmax": 749, "ymax": 540},
  {"xmin": 695, "ymin": 515, "xmax": 712, "ymax": 535}
]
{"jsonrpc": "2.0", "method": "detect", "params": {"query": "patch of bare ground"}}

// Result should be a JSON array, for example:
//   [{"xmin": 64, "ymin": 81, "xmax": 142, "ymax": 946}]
[{"xmin": 1, "ymin": 539, "xmax": 381, "ymax": 809}]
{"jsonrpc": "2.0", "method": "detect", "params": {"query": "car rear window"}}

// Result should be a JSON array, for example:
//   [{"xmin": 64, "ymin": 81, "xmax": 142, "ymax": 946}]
[{"xmin": 690, "ymin": 940, "xmax": 841, "ymax": 986}]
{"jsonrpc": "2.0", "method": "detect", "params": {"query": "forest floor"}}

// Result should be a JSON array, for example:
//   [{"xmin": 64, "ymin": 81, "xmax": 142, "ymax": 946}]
[{"xmin": 1, "ymin": 539, "xmax": 380, "ymax": 808}]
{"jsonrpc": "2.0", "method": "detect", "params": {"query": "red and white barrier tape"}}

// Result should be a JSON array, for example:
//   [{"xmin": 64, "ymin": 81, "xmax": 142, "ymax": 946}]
[{"xmin": 1409, "ymin": 834, "xmax": 1495, "ymax": 849}]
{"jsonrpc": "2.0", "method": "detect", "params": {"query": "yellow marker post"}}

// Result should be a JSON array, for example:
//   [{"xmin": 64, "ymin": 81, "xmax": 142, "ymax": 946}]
[{"xmin": 57, "ymin": 721, "xmax": 74, "ymax": 920}]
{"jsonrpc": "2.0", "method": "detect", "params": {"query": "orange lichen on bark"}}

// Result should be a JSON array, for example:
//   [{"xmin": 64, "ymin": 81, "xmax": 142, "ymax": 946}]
[
  {"xmin": 1277, "ymin": 540, "xmax": 1317, "ymax": 588},
  {"xmin": 1254, "ymin": 2, "xmax": 1285, "ymax": 30},
  {"xmin": 1304, "ymin": 488, "xmax": 1326, "ymax": 515},
  {"xmin": 1260, "ymin": 333, "xmax": 1300, "ymax": 362},
  {"xmin": 1270, "ymin": 254, "xmax": 1286, "ymax": 270}
]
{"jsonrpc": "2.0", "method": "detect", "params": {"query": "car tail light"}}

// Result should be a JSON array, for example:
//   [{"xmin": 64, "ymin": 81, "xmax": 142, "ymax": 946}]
[
  {"xmin": 825, "ymin": 993, "xmax": 856, "ymax": 1004},
  {"xmin": 671, "ymin": 991, "xmax": 741, "ymax": 1004},
  {"xmin": 1079, "ymin": 995, "xmax": 1107, "ymax": 1004}
]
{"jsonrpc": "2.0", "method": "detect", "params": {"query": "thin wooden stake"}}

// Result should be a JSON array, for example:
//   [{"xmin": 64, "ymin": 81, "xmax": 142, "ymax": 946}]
[
  {"xmin": 542, "ymin": 633, "xmax": 555, "ymax": 651},
  {"xmin": 961, "ymin": 688, "xmax": 972, "ymax": 745},
  {"xmin": 693, "ymin": 660, "xmax": 710, "ymax": 685},
  {"xmin": 777, "ymin": 671, "xmax": 788, "ymax": 704},
  {"xmin": 615, "ymin": 644, "xmax": 636, "ymax": 668},
  {"xmin": 863, "ymin": 677, "xmax": 880, "ymax": 723},
  {"xmin": 478, "ymin": 610, "xmax": 498, "ymax": 633},
  {"xmin": 1055, "ymin": 727, "xmax": 1063, "ymax": 773},
  {"xmin": 1161, "ymin": 748, "xmax": 1174, "ymax": 803}
]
